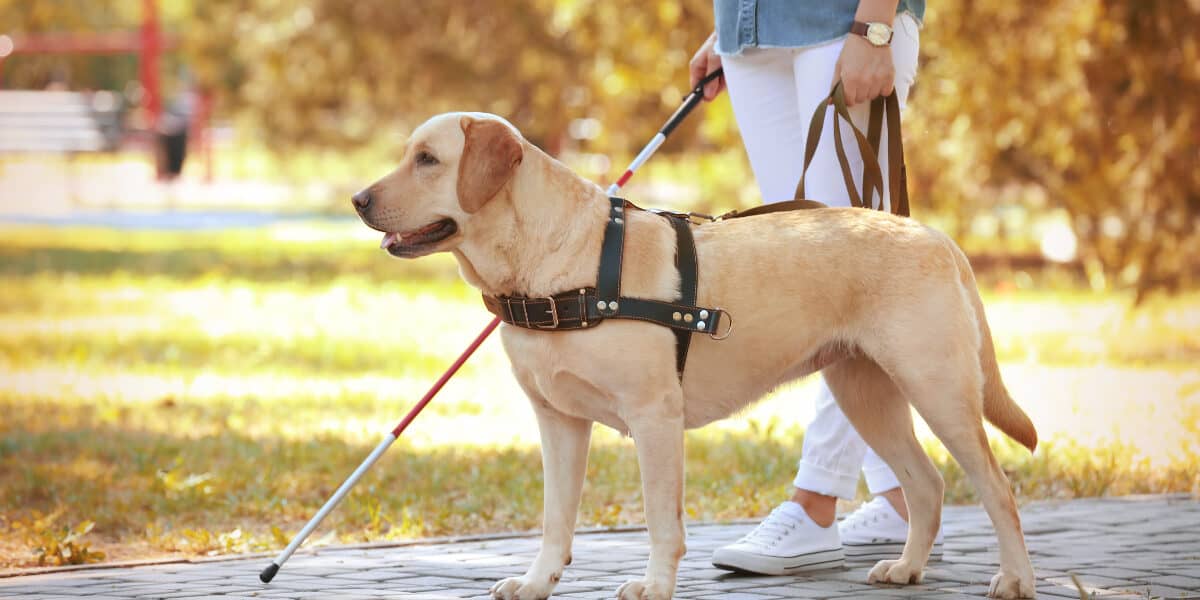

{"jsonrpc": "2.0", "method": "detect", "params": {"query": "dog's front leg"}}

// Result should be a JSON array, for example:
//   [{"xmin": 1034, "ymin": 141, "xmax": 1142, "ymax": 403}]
[
  {"xmin": 491, "ymin": 400, "xmax": 592, "ymax": 600},
  {"xmin": 618, "ymin": 405, "xmax": 686, "ymax": 600}
]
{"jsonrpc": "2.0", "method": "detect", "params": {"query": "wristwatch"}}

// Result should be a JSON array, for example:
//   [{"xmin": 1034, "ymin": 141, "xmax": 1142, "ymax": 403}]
[{"xmin": 850, "ymin": 21, "xmax": 894, "ymax": 47}]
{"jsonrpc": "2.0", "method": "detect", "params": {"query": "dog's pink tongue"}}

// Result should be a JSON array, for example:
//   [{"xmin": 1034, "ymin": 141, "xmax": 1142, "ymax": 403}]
[{"xmin": 380, "ymin": 232, "xmax": 399, "ymax": 249}]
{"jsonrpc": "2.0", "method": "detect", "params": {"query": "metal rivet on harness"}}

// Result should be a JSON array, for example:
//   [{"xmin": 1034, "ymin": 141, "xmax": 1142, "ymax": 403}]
[
  {"xmin": 608, "ymin": 300, "xmax": 619, "ymax": 311},
  {"xmin": 683, "ymin": 313, "xmax": 693, "ymax": 323},
  {"xmin": 614, "ymin": 217, "xmax": 624, "ymax": 225},
  {"xmin": 596, "ymin": 300, "xmax": 606, "ymax": 310},
  {"xmin": 672, "ymin": 312, "xmax": 682, "ymax": 321},
  {"xmin": 614, "ymin": 205, "xmax": 624, "ymax": 213},
  {"xmin": 700, "ymin": 309, "xmax": 709, "ymax": 319},
  {"xmin": 579, "ymin": 289, "xmax": 586, "ymax": 294},
  {"xmin": 696, "ymin": 321, "xmax": 705, "ymax": 330}
]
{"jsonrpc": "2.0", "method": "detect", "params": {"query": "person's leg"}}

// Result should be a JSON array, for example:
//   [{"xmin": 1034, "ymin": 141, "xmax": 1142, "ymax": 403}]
[
  {"xmin": 725, "ymin": 44, "xmax": 870, "ymax": 524},
  {"xmin": 711, "ymin": 48, "xmax": 851, "ymax": 574},
  {"xmin": 721, "ymin": 49, "xmax": 808, "ymax": 204},
  {"xmin": 789, "ymin": 13, "xmax": 921, "ymax": 521},
  {"xmin": 864, "ymin": 450, "xmax": 906, "ymax": 517},
  {"xmin": 713, "ymin": 17, "xmax": 926, "ymax": 575}
]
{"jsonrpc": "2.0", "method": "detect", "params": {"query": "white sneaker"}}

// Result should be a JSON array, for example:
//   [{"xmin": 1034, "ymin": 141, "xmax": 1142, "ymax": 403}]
[
  {"xmin": 711, "ymin": 502, "xmax": 845, "ymax": 575},
  {"xmin": 838, "ymin": 496, "xmax": 944, "ymax": 560}
]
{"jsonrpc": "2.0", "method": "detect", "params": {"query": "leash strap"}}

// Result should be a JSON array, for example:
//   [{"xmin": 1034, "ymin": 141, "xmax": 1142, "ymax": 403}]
[
  {"xmin": 886, "ymin": 91, "xmax": 910, "ymax": 217},
  {"xmin": 794, "ymin": 82, "xmax": 909, "ymax": 217}
]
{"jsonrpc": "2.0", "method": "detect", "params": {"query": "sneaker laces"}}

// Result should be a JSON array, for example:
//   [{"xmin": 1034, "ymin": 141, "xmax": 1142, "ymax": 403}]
[
  {"xmin": 839, "ymin": 497, "xmax": 891, "ymax": 531},
  {"xmin": 737, "ymin": 506, "xmax": 801, "ymax": 548}
]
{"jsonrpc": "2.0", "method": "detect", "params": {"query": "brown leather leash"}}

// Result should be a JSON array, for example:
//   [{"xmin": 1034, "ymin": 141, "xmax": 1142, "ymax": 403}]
[
  {"xmin": 483, "ymin": 82, "xmax": 908, "ymax": 378},
  {"xmin": 721, "ymin": 82, "xmax": 909, "ymax": 220}
]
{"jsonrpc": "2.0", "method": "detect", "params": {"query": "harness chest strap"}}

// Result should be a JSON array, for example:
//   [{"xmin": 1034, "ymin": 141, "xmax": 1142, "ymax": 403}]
[{"xmin": 481, "ymin": 197, "xmax": 726, "ymax": 377}]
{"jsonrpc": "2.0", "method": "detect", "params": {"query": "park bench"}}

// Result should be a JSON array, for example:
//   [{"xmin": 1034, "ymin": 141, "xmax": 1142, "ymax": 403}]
[
  {"xmin": 0, "ymin": 90, "xmax": 126, "ymax": 209},
  {"xmin": 0, "ymin": 90, "xmax": 122, "ymax": 154}
]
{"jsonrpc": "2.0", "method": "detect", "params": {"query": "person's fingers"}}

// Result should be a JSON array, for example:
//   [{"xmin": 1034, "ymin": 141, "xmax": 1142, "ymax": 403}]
[
  {"xmin": 704, "ymin": 55, "xmax": 723, "ymax": 100},
  {"xmin": 844, "ymin": 76, "xmax": 863, "ymax": 106},
  {"xmin": 707, "ymin": 74, "xmax": 725, "ymax": 101},
  {"xmin": 689, "ymin": 35, "xmax": 713, "ymax": 90},
  {"xmin": 866, "ymin": 80, "xmax": 884, "ymax": 105},
  {"xmin": 689, "ymin": 55, "xmax": 705, "ymax": 90},
  {"xmin": 877, "ymin": 54, "xmax": 896, "ymax": 98},
  {"xmin": 855, "ymin": 71, "xmax": 889, "ymax": 105},
  {"xmin": 870, "ymin": 65, "xmax": 890, "ymax": 100}
]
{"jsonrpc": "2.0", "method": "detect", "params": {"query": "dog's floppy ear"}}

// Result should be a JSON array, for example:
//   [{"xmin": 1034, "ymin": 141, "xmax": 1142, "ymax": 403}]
[{"xmin": 457, "ymin": 116, "xmax": 523, "ymax": 213}]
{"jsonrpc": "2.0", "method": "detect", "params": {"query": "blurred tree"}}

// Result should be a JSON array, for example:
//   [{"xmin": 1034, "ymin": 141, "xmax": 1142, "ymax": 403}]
[
  {"xmin": 0, "ymin": 0, "xmax": 195, "ymax": 101},
  {"xmin": 182, "ymin": 0, "xmax": 721, "ymax": 156},
  {"xmin": 3, "ymin": 0, "xmax": 1197, "ymax": 298},
  {"xmin": 909, "ymin": 0, "xmax": 1200, "ymax": 300},
  {"xmin": 0, "ymin": 0, "xmax": 141, "ymax": 90}
]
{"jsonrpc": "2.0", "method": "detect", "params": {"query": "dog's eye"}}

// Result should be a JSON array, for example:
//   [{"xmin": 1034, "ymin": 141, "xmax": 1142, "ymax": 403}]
[{"xmin": 415, "ymin": 151, "xmax": 439, "ymax": 166}]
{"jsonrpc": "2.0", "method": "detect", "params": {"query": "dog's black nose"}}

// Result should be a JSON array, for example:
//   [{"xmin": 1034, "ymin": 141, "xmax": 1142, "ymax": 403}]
[{"xmin": 351, "ymin": 189, "xmax": 372, "ymax": 211}]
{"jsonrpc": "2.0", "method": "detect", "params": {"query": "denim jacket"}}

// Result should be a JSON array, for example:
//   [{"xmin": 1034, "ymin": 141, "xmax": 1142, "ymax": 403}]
[{"xmin": 714, "ymin": 0, "xmax": 925, "ymax": 55}]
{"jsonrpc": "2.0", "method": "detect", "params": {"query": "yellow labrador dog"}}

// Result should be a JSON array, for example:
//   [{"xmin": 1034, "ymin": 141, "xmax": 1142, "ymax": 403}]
[{"xmin": 352, "ymin": 112, "xmax": 1039, "ymax": 600}]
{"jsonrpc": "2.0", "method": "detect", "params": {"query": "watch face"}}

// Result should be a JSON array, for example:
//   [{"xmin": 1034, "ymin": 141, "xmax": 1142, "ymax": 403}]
[{"xmin": 866, "ymin": 23, "xmax": 892, "ymax": 46}]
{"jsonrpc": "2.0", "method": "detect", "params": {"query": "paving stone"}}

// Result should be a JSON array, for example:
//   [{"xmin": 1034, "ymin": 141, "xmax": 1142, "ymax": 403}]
[
  {"xmin": 1121, "ymin": 583, "xmax": 1200, "ymax": 598},
  {"xmin": 1143, "ymin": 573, "xmax": 1200, "ymax": 590},
  {"xmin": 693, "ymin": 592, "xmax": 784, "ymax": 599},
  {"xmin": 3, "ymin": 495, "xmax": 1198, "ymax": 599}
]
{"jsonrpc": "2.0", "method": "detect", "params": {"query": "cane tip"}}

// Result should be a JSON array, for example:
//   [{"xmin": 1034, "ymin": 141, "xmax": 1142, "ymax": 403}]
[{"xmin": 259, "ymin": 562, "xmax": 280, "ymax": 583}]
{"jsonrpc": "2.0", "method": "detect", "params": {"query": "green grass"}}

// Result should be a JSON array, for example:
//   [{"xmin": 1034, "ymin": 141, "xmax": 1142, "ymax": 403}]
[{"xmin": 1, "ymin": 222, "xmax": 1197, "ymax": 569}]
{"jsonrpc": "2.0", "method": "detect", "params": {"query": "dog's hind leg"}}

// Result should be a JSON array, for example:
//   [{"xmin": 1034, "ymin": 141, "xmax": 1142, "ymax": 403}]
[
  {"xmin": 491, "ymin": 383, "xmax": 592, "ymax": 600},
  {"xmin": 906, "ymin": 385, "xmax": 1035, "ymax": 598},
  {"xmin": 823, "ymin": 357, "xmax": 944, "ymax": 585},
  {"xmin": 882, "ymin": 340, "xmax": 1036, "ymax": 599}
]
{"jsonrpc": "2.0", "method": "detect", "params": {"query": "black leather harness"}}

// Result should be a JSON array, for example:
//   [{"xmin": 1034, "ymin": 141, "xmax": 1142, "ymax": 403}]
[{"xmin": 482, "ymin": 197, "xmax": 728, "ymax": 378}]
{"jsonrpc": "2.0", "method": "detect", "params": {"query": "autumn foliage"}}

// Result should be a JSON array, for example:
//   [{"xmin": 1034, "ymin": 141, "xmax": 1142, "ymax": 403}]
[{"xmin": 1, "ymin": 0, "xmax": 1197, "ymax": 298}]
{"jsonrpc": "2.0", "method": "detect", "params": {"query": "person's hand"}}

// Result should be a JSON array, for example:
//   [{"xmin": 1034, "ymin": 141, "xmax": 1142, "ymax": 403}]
[
  {"xmin": 689, "ymin": 32, "xmax": 725, "ymax": 101},
  {"xmin": 834, "ymin": 34, "xmax": 894, "ymax": 106}
]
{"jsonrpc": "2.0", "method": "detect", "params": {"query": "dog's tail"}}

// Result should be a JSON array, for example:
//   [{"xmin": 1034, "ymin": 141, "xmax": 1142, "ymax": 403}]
[{"xmin": 951, "ymin": 245, "xmax": 1038, "ymax": 452}]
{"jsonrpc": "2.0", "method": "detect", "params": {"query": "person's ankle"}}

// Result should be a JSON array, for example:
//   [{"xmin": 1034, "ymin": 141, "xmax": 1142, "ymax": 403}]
[
  {"xmin": 789, "ymin": 489, "xmax": 837, "ymax": 528},
  {"xmin": 878, "ymin": 487, "xmax": 909, "ymax": 522}
]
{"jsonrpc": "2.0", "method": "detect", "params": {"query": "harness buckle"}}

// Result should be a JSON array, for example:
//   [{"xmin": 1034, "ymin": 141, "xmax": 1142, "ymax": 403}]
[{"xmin": 531, "ymin": 296, "xmax": 560, "ymax": 329}]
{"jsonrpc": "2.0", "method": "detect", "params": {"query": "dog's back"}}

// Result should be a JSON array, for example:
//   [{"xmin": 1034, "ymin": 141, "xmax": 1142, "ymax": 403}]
[{"xmin": 676, "ymin": 207, "xmax": 1033, "ymax": 453}]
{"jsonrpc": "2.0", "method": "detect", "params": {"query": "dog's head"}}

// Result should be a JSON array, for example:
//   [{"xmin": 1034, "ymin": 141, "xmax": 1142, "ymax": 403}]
[{"xmin": 352, "ymin": 113, "xmax": 524, "ymax": 258}]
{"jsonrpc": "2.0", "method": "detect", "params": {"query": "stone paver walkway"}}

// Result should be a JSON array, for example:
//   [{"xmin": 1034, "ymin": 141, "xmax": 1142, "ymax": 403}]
[{"xmin": 3, "ymin": 495, "xmax": 1198, "ymax": 599}]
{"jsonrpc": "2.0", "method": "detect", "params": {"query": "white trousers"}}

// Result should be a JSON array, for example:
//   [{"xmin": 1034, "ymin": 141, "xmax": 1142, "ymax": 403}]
[{"xmin": 722, "ymin": 14, "xmax": 920, "ymax": 500}]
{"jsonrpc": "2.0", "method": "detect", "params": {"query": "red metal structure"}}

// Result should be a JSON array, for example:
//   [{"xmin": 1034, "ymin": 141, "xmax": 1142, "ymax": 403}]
[
  {"xmin": 139, "ymin": 0, "xmax": 162, "ymax": 126},
  {"xmin": 0, "ymin": 0, "xmax": 173, "ymax": 128},
  {"xmin": 0, "ymin": 1, "xmax": 219, "ymax": 179}
]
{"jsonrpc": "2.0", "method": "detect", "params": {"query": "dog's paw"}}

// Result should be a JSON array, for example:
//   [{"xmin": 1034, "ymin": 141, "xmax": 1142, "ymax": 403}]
[
  {"xmin": 616, "ymin": 578, "xmax": 672, "ymax": 600},
  {"xmin": 988, "ymin": 569, "xmax": 1036, "ymax": 599},
  {"xmin": 867, "ymin": 559, "xmax": 924, "ymax": 585},
  {"xmin": 490, "ymin": 576, "xmax": 553, "ymax": 600}
]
